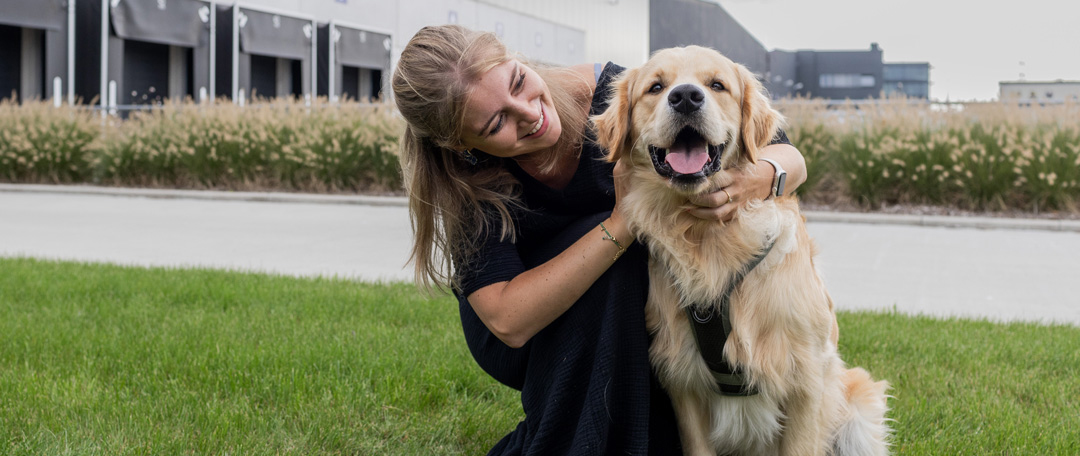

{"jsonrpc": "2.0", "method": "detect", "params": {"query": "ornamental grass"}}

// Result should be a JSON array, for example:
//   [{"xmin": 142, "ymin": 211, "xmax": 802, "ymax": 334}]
[
  {"xmin": 2, "ymin": 96, "xmax": 1078, "ymax": 213},
  {"xmin": 778, "ymin": 98, "xmax": 1080, "ymax": 213},
  {"xmin": 0, "ymin": 98, "xmax": 404, "ymax": 194}
]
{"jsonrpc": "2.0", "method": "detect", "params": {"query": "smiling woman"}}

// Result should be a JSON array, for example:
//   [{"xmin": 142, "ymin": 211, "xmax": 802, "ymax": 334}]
[
  {"xmin": 459, "ymin": 59, "xmax": 563, "ymax": 161},
  {"xmin": 390, "ymin": 24, "xmax": 806, "ymax": 455}
]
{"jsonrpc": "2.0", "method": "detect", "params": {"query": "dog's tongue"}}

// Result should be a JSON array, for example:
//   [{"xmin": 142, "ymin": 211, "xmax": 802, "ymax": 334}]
[{"xmin": 665, "ymin": 144, "xmax": 710, "ymax": 175}]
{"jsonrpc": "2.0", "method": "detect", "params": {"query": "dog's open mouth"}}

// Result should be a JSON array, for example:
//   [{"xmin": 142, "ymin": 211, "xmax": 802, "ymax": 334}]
[{"xmin": 648, "ymin": 127, "xmax": 725, "ymax": 182}]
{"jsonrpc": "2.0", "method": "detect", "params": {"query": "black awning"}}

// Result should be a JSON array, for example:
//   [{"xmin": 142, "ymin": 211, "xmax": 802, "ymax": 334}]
[
  {"xmin": 110, "ymin": 0, "xmax": 207, "ymax": 48},
  {"xmin": 335, "ymin": 26, "xmax": 390, "ymax": 69},
  {"xmin": 0, "ymin": 0, "xmax": 67, "ymax": 31},
  {"xmin": 239, "ymin": 9, "xmax": 311, "ymax": 61}
]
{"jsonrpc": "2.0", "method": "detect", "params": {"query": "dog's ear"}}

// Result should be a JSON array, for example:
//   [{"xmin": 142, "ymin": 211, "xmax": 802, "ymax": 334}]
[
  {"xmin": 592, "ymin": 68, "xmax": 638, "ymax": 163},
  {"xmin": 737, "ymin": 65, "xmax": 782, "ymax": 164}
]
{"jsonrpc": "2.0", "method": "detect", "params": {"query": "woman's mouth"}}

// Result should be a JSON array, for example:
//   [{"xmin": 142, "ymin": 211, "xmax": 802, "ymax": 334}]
[{"xmin": 523, "ymin": 103, "xmax": 548, "ymax": 139}]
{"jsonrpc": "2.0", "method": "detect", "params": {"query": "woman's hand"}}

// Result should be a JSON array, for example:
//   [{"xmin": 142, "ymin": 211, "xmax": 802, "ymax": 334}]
[
  {"xmin": 685, "ymin": 143, "xmax": 806, "ymax": 222},
  {"xmin": 685, "ymin": 161, "xmax": 772, "ymax": 222}
]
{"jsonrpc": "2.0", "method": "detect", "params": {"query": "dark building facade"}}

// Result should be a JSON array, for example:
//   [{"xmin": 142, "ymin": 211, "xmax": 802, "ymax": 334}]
[
  {"xmin": 767, "ymin": 44, "xmax": 929, "ymax": 100},
  {"xmin": 884, "ymin": 63, "xmax": 930, "ymax": 99},
  {"xmin": 649, "ymin": 0, "xmax": 768, "ymax": 75},
  {"xmin": 768, "ymin": 43, "xmax": 884, "ymax": 100}
]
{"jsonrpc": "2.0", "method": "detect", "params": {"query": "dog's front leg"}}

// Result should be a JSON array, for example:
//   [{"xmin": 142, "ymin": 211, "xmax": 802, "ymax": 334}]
[
  {"xmin": 778, "ymin": 379, "xmax": 829, "ymax": 456},
  {"xmin": 671, "ymin": 389, "xmax": 715, "ymax": 456}
]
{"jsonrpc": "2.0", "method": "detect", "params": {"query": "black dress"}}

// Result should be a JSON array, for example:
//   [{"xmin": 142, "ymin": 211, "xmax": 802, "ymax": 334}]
[
  {"xmin": 454, "ymin": 63, "xmax": 791, "ymax": 455},
  {"xmin": 455, "ymin": 63, "xmax": 679, "ymax": 456}
]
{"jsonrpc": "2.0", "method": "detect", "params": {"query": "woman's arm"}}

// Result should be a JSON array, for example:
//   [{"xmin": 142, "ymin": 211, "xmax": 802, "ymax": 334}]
[
  {"xmin": 685, "ymin": 142, "xmax": 807, "ymax": 221},
  {"xmin": 466, "ymin": 161, "xmax": 634, "ymax": 349}
]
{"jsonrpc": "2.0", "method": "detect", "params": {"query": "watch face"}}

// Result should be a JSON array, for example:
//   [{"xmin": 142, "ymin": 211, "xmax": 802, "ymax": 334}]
[{"xmin": 776, "ymin": 172, "xmax": 787, "ymax": 196}]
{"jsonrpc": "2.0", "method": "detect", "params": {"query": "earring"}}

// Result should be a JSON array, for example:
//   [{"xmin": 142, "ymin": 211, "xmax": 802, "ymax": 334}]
[{"xmin": 461, "ymin": 149, "xmax": 478, "ymax": 165}]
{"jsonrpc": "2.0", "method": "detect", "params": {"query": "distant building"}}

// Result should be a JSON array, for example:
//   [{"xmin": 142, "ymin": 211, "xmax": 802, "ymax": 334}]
[
  {"xmin": 766, "ymin": 44, "xmax": 930, "ymax": 101},
  {"xmin": 649, "ymin": 0, "xmax": 768, "ymax": 75},
  {"xmin": 999, "ymin": 80, "xmax": 1080, "ymax": 103}
]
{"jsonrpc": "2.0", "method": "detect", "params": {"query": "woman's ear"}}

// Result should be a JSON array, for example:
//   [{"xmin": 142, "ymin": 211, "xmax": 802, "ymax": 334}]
[
  {"xmin": 737, "ymin": 65, "xmax": 782, "ymax": 164},
  {"xmin": 592, "ymin": 68, "xmax": 637, "ymax": 163}
]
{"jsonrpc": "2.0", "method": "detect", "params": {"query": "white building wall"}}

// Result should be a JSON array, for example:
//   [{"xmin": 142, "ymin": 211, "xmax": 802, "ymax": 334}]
[
  {"xmin": 229, "ymin": 0, "xmax": 646, "ymax": 69},
  {"xmin": 1000, "ymin": 81, "xmax": 1080, "ymax": 103},
  {"xmin": 479, "ymin": 0, "xmax": 649, "ymax": 67}
]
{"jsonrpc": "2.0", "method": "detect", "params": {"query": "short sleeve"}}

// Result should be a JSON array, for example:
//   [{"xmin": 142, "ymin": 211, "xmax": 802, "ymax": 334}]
[
  {"xmin": 456, "ymin": 217, "xmax": 525, "ymax": 297},
  {"xmin": 769, "ymin": 129, "xmax": 791, "ymax": 146}
]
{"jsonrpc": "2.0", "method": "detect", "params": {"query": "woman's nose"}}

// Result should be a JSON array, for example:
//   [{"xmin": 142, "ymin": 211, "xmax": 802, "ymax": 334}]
[{"xmin": 511, "ymin": 98, "xmax": 539, "ymax": 126}]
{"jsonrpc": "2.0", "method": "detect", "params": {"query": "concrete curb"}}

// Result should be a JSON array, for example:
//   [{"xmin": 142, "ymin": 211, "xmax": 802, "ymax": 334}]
[
  {"xmin": 803, "ymin": 211, "xmax": 1080, "ymax": 233},
  {"xmin": 0, "ymin": 183, "xmax": 408, "ymax": 207},
  {"xmin": 4, "ymin": 183, "xmax": 1079, "ymax": 233}
]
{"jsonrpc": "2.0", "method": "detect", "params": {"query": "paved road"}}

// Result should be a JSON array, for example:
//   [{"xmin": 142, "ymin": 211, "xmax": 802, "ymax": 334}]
[
  {"xmin": 2, "ymin": 190, "xmax": 1078, "ymax": 325},
  {"xmin": 0, "ymin": 192, "xmax": 414, "ymax": 283}
]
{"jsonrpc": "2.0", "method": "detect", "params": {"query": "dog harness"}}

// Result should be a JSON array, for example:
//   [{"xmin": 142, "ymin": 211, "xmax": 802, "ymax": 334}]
[{"xmin": 684, "ymin": 239, "xmax": 776, "ymax": 396}]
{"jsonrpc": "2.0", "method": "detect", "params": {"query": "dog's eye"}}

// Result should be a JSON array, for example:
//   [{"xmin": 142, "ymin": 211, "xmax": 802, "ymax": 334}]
[
  {"xmin": 711, "ymin": 81, "xmax": 725, "ymax": 91},
  {"xmin": 648, "ymin": 83, "xmax": 663, "ymax": 94}
]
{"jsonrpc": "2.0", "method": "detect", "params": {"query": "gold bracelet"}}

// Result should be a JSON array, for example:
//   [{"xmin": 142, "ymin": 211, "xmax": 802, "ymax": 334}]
[{"xmin": 600, "ymin": 221, "xmax": 628, "ymax": 261}]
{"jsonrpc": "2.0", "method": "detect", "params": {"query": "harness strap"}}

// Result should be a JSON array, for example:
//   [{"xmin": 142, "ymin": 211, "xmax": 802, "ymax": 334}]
[{"xmin": 685, "ymin": 239, "xmax": 776, "ymax": 396}]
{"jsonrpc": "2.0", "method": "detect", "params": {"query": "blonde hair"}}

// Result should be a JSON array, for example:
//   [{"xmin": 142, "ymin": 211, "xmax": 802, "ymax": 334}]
[{"xmin": 393, "ymin": 24, "xmax": 590, "ymax": 292}]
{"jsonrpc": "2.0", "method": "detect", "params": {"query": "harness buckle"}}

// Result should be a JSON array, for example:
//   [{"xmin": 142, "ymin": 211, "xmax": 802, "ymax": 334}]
[{"xmin": 690, "ymin": 306, "xmax": 714, "ymax": 323}]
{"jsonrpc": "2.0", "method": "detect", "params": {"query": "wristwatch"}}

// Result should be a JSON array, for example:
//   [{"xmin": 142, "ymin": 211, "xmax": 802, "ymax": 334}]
[{"xmin": 758, "ymin": 158, "xmax": 787, "ymax": 199}]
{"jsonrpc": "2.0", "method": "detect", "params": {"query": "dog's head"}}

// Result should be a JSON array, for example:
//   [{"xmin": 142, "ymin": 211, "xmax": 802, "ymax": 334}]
[{"xmin": 594, "ymin": 46, "xmax": 782, "ymax": 194}]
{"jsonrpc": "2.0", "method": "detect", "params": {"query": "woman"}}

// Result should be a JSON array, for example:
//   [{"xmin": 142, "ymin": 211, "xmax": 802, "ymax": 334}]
[{"xmin": 392, "ymin": 25, "xmax": 806, "ymax": 455}]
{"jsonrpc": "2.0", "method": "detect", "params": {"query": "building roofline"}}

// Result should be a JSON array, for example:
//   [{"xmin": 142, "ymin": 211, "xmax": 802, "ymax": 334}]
[{"xmin": 1000, "ymin": 80, "xmax": 1080, "ymax": 85}]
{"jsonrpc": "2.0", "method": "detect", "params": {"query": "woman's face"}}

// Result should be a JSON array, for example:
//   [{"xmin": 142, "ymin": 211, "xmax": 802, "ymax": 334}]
[{"xmin": 459, "ymin": 59, "xmax": 562, "ymax": 159}]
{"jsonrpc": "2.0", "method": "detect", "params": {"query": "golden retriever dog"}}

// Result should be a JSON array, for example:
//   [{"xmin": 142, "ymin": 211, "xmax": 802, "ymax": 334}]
[{"xmin": 593, "ymin": 46, "xmax": 890, "ymax": 456}]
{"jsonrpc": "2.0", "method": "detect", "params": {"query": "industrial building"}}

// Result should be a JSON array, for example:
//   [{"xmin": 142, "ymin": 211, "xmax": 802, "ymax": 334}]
[{"xmin": 1, "ymin": 0, "xmax": 932, "ymax": 105}]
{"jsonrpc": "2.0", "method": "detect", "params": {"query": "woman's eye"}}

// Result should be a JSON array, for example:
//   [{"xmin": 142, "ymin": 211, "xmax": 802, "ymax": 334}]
[
  {"xmin": 711, "ymin": 81, "xmax": 725, "ymax": 91},
  {"xmin": 648, "ymin": 83, "xmax": 663, "ymax": 94},
  {"xmin": 490, "ymin": 115, "xmax": 504, "ymax": 136},
  {"xmin": 515, "ymin": 72, "xmax": 525, "ymax": 92}
]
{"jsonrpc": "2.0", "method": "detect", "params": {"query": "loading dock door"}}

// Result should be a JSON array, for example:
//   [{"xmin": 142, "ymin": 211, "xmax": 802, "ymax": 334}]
[
  {"xmin": 334, "ymin": 26, "xmax": 390, "ymax": 101},
  {"xmin": 0, "ymin": 0, "xmax": 68, "ymax": 102},
  {"xmin": 110, "ymin": 0, "xmax": 208, "ymax": 104},
  {"xmin": 239, "ymin": 8, "xmax": 312, "ymax": 99},
  {"xmin": 0, "ymin": 25, "xmax": 21, "ymax": 101}
]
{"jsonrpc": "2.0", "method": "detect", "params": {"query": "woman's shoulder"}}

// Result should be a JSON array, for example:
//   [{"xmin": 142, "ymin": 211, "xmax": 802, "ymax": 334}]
[{"xmin": 590, "ymin": 62, "xmax": 628, "ymax": 116}]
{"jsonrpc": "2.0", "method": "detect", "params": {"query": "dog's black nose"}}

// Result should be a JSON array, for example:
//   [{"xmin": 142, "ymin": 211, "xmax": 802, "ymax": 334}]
[{"xmin": 668, "ymin": 84, "xmax": 705, "ymax": 114}]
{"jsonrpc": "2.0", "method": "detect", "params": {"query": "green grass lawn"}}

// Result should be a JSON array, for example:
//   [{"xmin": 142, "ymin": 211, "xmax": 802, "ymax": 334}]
[{"xmin": 1, "ymin": 258, "xmax": 1078, "ymax": 455}]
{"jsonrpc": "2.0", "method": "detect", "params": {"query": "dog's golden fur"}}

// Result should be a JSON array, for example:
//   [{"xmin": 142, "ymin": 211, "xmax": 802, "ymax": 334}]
[{"xmin": 593, "ymin": 46, "xmax": 890, "ymax": 455}]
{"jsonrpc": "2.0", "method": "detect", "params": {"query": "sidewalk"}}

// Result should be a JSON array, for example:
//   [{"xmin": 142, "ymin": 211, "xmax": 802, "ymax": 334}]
[
  {"xmin": 2, "ymin": 184, "xmax": 1078, "ymax": 325},
  {"xmin": 5, "ymin": 183, "xmax": 1078, "ymax": 232}
]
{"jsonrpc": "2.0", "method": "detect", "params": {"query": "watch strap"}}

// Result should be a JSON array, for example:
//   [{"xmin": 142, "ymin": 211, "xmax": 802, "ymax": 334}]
[{"xmin": 758, "ymin": 158, "xmax": 785, "ymax": 198}]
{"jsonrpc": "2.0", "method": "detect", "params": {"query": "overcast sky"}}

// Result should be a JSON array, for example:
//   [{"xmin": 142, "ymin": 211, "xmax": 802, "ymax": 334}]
[{"xmin": 717, "ymin": 0, "xmax": 1080, "ymax": 101}]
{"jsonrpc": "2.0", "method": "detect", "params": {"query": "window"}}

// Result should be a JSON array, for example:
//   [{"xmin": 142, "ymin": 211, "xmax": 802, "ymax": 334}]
[
  {"xmin": 819, "ymin": 74, "xmax": 876, "ymax": 88},
  {"xmin": 884, "ymin": 65, "xmax": 929, "ymax": 81}
]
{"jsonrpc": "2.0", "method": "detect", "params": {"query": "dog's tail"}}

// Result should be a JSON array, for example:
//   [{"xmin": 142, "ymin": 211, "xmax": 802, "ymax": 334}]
[{"xmin": 833, "ymin": 367, "xmax": 891, "ymax": 456}]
